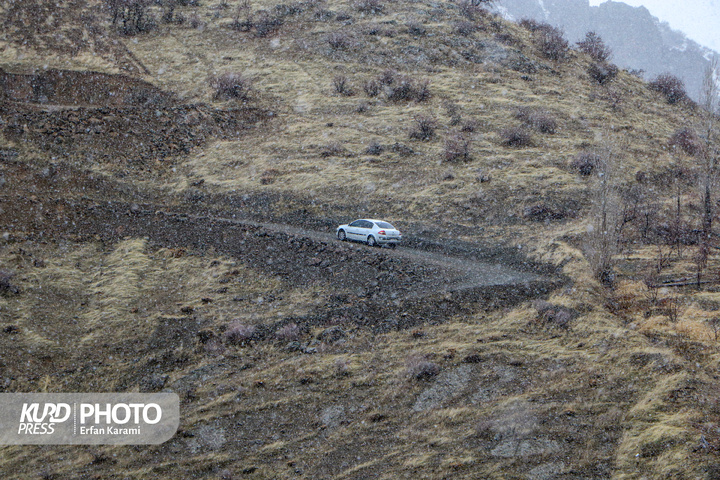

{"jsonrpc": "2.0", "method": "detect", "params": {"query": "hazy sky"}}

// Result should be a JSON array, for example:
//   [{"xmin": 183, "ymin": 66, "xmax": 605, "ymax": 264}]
[{"xmin": 588, "ymin": 0, "xmax": 720, "ymax": 52}]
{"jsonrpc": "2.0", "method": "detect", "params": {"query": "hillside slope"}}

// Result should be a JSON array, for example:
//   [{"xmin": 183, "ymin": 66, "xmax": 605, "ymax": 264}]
[{"xmin": 1, "ymin": 0, "xmax": 720, "ymax": 479}]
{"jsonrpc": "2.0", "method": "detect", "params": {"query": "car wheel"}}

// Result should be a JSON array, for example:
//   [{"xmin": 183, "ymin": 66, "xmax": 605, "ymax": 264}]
[
  {"xmin": 367, "ymin": 235, "xmax": 376, "ymax": 247},
  {"xmin": 337, "ymin": 230, "xmax": 346, "ymax": 241}
]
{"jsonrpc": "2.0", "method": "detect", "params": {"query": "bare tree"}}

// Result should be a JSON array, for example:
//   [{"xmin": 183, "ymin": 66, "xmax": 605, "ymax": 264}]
[
  {"xmin": 700, "ymin": 57, "xmax": 719, "ymax": 242},
  {"xmin": 585, "ymin": 131, "xmax": 623, "ymax": 285}
]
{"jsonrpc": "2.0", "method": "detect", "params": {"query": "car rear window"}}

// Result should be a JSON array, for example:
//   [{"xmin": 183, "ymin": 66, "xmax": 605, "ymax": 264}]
[{"xmin": 375, "ymin": 221, "xmax": 394, "ymax": 229}]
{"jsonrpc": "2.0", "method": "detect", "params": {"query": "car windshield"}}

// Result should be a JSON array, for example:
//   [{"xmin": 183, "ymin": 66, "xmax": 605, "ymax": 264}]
[{"xmin": 375, "ymin": 221, "xmax": 394, "ymax": 229}]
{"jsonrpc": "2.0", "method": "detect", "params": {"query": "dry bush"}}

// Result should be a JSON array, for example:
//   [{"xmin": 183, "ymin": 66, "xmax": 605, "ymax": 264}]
[
  {"xmin": 332, "ymin": 75, "xmax": 354, "ymax": 96},
  {"xmin": 443, "ymin": 134, "xmax": 472, "ymax": 162},
  {"xmin": 571, "ymin": 152, "xmax": 600, "ymax": 176},
  {"xmin": 458, "ymin": 0, "xmax": 491, "ymax": 20},
  {"xmin": 520, "ymin": 20, "xmax": 568, "ymax": 60},
  {"xmin": 409, "ymin": 115, "xmax": 437, "ymax": 141},
  {"xmin": 668, "ymin": 128, "xmax": 704, "ymax": 157},
  {"xmin": 405, "ymin": 354, "xmax": 440, "ymax": 380},
  {"xmin": 454, "ymin": 21, "xmax": 477, "ymax": 36},
  {"xmin": 188, "ymin": 13, "xmax": 204, "ymax": 29},
  {"xmin": 577, "ymin": 31, "xmax": 612, "ymax": 62},
  {"xmin": 378, "ymin": 69, "xmax": 397, "ymax": 85},
  {"xmin": 385, "ymin": 75, "xmax": 431, "ymax": 103},
  {"xmin": 588, "ymin": 62, "xmax": 619, "ymax": 85},
  {"xmin": 515, "ymin": 108, "xmax": 557, "ymax": 134},
  {"xmin": 365, "ymin": 142, "xmax": 384, "ymax": 155},
  {"xmin": 0, "ymin": 270, "xmax": 19, "ymax": 296},
  {"xmin": 211, "ymin": 72, "xmax": 252, "ymax": 100},
  {"xmin": 275, "ymin": 323, "xmax": 301, "ymax": 341},
  {"xmin": 406, "ymin": 21, "xmax": 426, "ymax": 36},
  {"xmin": 532, "ymin": 300, "xmax": 574, "ymax": 329},
  {"xmin": 353, "ymin": 0, "xmax": 384, "ymax": 14},
  {"xmin": 461, "ymin": 119, "xmax": 478, "ymax": 132},
  {"xmin": 363, "ymin": 79, "xmax": 380, "ymax": 97},
  {"xmin": 650, "ymin": 74, "xmax": 687, "ymax": 104},
  {"xmin": 105, "ymin": 0, "xmax": 156, "ymax": 35},
  {"xmin": 230, "ymin": 5, "xmax": 253, "ymax": 31},
  {"xmin": 327, "ymin": 31, "xmax": 354, "ymax": 50},
  {"xmin": 253, "ymin": 10, "xmax": 284, "ymax": 37},
  {"xmin": 224, "ymin": 322, "xmax": 256, "ymax": 345},
  {"xmin": 500, "ymin": 127, "xmax": 533, "ymax": 147},
  {"xmin": 320, "ymin": 142, "xmax": 347, "ymax": 157}
]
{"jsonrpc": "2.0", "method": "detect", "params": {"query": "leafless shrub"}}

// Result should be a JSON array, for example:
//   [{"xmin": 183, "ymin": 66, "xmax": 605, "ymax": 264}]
[
  {"xmin": 327, "ymin": 31, "xmax": 354, "ymax": 50},
  {"xmin": 273, "ymin": 1, "xmax": 312, "ymax": 18},
  {"xmin": 494, "ymin": 32, "xmax": 518, "ymax": 46},
  {"xmin": 669, "ymin": 128, "xmax": 704, "ymax": 157},
  {"xmin": 224, "ymin": 322, "xmax": 256, "ymax": 345},
  {"xmin": 520, "ymin": 20, "xmax": 568, "ymax": 60},
  {"xmin": 231, "ymin": 5, "xmax": 253, "ymax": 31},
  {"xmin": 409, "ymin": 115, "xmax": 437, "ymax": 141},
  {"xmin": 275, "ymin": 322, "xmax": 301, "ymax": 341},
  {"xmin": 406, "ymin": 21, "xmax": 426, "ymax": 36},
  {"xmin": 649, "ymin": 74, "xmax": 687, "ymax": 104},
  {"xmin": 458, "ymin": 0, "xmax": 491, "ymax": 20},
  {"xmin": 189, "ymin": 13, "xmax": 204, "ymax": 29},
  {"xmin": 363, "ymin": 79, "xmax": 380, "ymax": 97},
  {"xmin": 588, "ymin": 62, "xmax": 619, "ymax": 85},
  {"xmin": 332, "ymin": 75, "xmax": 354, "ymax": 96},
  {"xmin": 530, "ymin": 112, "xmax": 557, "ymax": 134},
  {"xmin": 532, "ymin": 300, "xmax": 574, "ymax": 329},
  {"xmin": 476, "ymin": 169, "xmax": 491, "ymax": 183},
  {"xmin": 353, "ymin": 0, "xmax": 384, "ymax": 14},
  {"xmin": 708, "ymin": 317, "xmax": 720, "ymax": 342},
  {"xmin": 460, "ymin": 119, "xmax": 478, "ymax": 132},
  {"xmin": 253, "ymin": 10, "xmax": 283, "ymax": 37},
  {"xmin": 391, "ymin": 142, "xmax": 414, "ymax": 156},
  {"xmin": 577, "ymin": 31, "xmax": 612, "ymax": 62},
  {"xmin": 405, "ymin": 354, "xmax": 440, "ymax": 381},
  {"xmin": 571, "ymin": 152, "xmax": 600, "ymax": 176},
  {"xmin": 454, "ymin": 21, "xmax": 477, "ymax": 36},
  {"xmin": 386, "ymin": 76, "xmax": 430, "ymax": 103},
  {"xmin": 500, "ymin": 127, "xmax": 533, "ymax": 147},
  {"xmin": 335, "ymin": 11, "xmax": 352, "ymax": 22},
  {"xmin": 515, "ymin": 107, "xmax": 557, "ymax": 134},
  {"xmin": 365, "ymin": 142, "xmax": 384, "ymax": 155},
  {"xmin": 320, "ymin": 142, "xmax": 347, "ymax": 157},
  {"xmin": 664, "ymin": 293, "xmax": 683, "ymax": 323},
  {"xmin": 378, "ymin": 69, "xmax": 397, "ymax": 85},
  {"xmin": 0, "ymin": 270, "xmax": 19, "ymax": 296},
  {"xmin": 105, "ymin": 0, "xmax": 156, "ymax": 35},
  {"xmin": 314, "ymin": 8, "xmax": 334, "ymax": 21},
  {"xmin": 355, "ymin": 101, "xmax": 369, "ymax": 113},
  {"xmin": 211, "ymin": 72, "xmax": 252, "ymax": 100},
  {"xmin": 443, "ymin": 133, "xmax": 472, "ymax": 162}
]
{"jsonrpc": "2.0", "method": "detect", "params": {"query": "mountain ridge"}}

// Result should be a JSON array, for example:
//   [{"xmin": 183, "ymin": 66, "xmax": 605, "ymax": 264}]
[{"xmin": 494, "ymin": 0, "xmax": 718, "ymax": 101}]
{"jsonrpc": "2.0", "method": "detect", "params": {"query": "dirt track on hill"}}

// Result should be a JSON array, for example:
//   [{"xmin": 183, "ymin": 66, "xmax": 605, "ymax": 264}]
[{"xmin": 2, "ymin": 192, "xmax": 561, "ymax": 333}]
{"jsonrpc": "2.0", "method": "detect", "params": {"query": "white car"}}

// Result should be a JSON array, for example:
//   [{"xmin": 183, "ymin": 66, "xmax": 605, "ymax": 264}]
[{"xmin": 336, "ymin": 219, "xmax": 402, "ymax": 248}]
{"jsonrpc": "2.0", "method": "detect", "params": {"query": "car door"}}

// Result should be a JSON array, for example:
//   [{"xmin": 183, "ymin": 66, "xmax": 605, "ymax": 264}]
[{"xmin": 346, "ymin": 220, "xmax": 364, "ymax": 240}]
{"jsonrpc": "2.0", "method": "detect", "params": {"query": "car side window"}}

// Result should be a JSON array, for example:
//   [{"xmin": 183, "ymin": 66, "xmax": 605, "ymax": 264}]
[
  {"xmin": 360, "ymin": 220, "xmax": 373, "ymax": 229},
  {"xmin": 349, "ymin": 220, "xmax": 362, "ymax": 227}
]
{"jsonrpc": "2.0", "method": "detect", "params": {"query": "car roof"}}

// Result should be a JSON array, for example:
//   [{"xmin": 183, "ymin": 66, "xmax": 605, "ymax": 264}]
[{"xmin": 359, "ymin": 219, "xmax": 392, "ymax": 224}]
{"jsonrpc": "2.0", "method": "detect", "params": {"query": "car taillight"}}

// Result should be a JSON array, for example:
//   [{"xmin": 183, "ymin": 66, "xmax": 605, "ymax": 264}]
[{"xmin": 378, "ymin": 230, "xmax": 386, "ymax": 235}]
